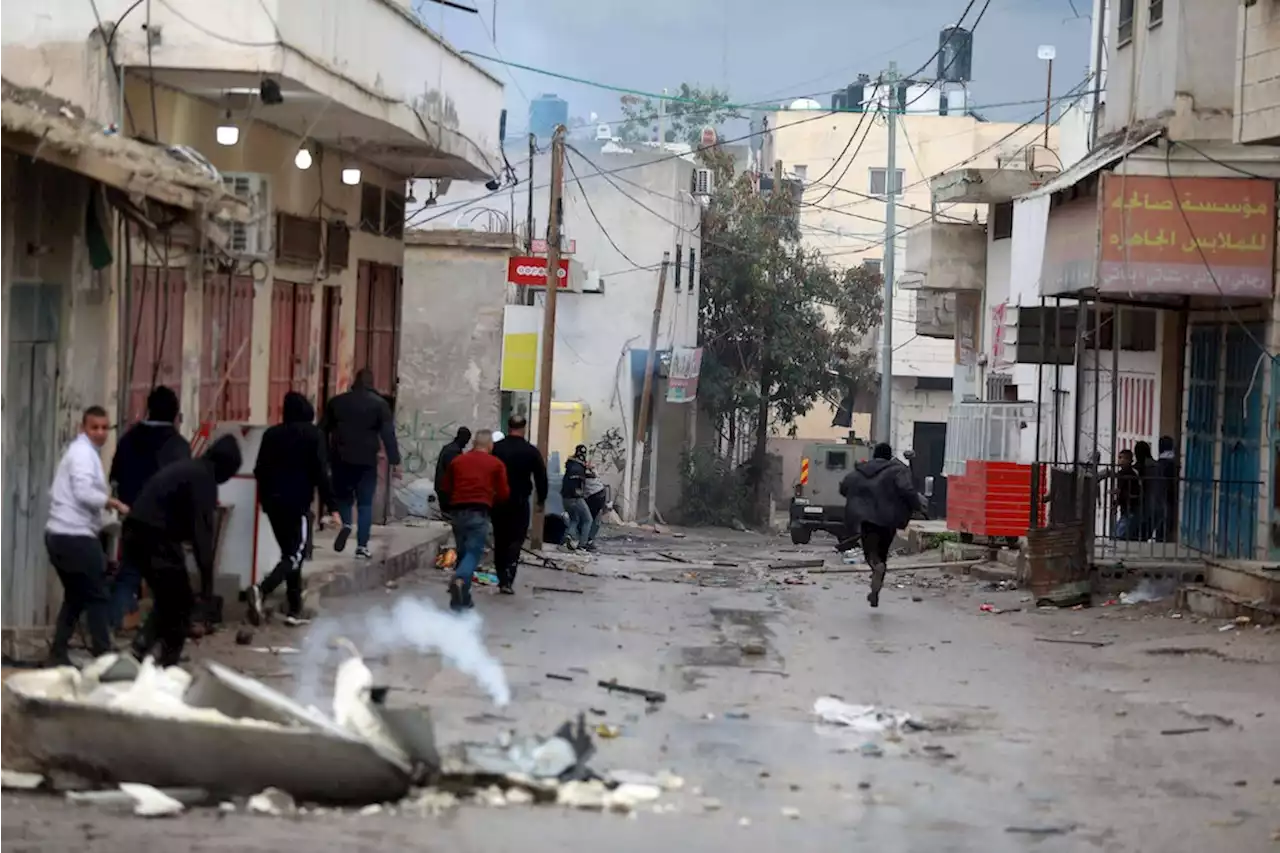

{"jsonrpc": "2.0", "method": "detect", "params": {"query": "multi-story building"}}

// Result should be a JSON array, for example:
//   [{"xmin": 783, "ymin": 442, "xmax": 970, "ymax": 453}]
[
  {"xmin": 765, "ymin": 104, "xmax": 1052, "ymax": 498},
  {"xmin": 1, "ymin": 0, "xmax": 503, "ymax": 643}
]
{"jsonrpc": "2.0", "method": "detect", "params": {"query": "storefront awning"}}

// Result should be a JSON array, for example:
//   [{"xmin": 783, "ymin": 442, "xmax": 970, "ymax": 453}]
[
  {"xmin": 1022, "ymin": 125, "xmax": 1164, "ymax": 200},
  {"xmin": 1, "ymin": 79, "xmax": 249, "ymax": 226}
]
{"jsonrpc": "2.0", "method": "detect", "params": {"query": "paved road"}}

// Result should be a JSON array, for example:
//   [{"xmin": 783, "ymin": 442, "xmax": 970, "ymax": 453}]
[{"xmin": 5, "ymin": 527, "xmax": 1278, "ymax": 852}]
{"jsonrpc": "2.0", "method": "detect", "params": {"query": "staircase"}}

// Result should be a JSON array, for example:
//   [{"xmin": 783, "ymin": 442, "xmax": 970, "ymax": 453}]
[{"xmin": 1177, "ymin": 561, "xmax": 1280, "ymax": 625}]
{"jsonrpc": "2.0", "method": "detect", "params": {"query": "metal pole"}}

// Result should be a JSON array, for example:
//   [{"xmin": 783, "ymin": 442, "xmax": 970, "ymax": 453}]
[
  {"xmin": 877, "ymin": 62, "xmax": 898, "ymax": 445},
  {"xmin": 524, "ymin": 133, "xmax": 536, "ymax": 307},
  {"xmin": 1033, "ymin": 295, "xmax": 1046, "ymax": 528},
  {"xmin": 1043, "ymin": 58, "xmax": 1054, "ymax": 151},
  {"xmin": 531, "ymin": 125, "xmax": 565, "ymax": 548},
  {"xmin": 1089, "ymin": 0, "xmax": 1106, "ymax": 148},
  {"xmin": 1052, "ymin": 296, "xmax": 1063, "ymax": 466}
]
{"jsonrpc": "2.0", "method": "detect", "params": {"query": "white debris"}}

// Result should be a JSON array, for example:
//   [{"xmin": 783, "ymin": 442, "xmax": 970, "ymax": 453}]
[
  {"xmin": 738, "ymin": 817, "xmax": 752, "ymax": 827},
  {"xmin": 504, "ymin": 787, "xmax": 535, "ymax": 806},
  {"xmin": 119, "ymin": 783, "xmax": 185, "ymax": 817},
  {"xmin": 655, "ymin": 770, "xmax": 685, "ymax": 791},
  {"xmin": 475, "ymin": 786, "xmax": 508, "ymax": 807},
  {"xmin": 247, "ymin": 787, "xmax": 295, "ymax": 816},
  {"xmin": 608, "ymin": 783, "xmax": 662, "ymax": 810},
  {"xmin": 330, "ymin": 639, "xmax": 410, "ymax": 767},
  {"xmin": 781, "ymin": 806, "xmax": 801, "ymax": 820},
  {"xmin": 358, "ymin": 803, "xmax": 384, "ymax": 816},
  {"xmin": 409, "ymin": 788, "xmax": 460, "ymax": 815},
  {"xmin": 701, "ymin": 798, "xmax": 723, "ymax": 812},
  {"xmin": 1, "ymin": 770, "xmax": 44, "ymax": 790},
  {"xmin": 219, "ymin": 801, "xmax": 237, "ymax": 813},
  {"xmin": 813, "ymin": 697, "xmax": 913, "ymax": 733},
  {"xmin": 556, "ymin": 779, "xmax": 609, "ymax": 810}
]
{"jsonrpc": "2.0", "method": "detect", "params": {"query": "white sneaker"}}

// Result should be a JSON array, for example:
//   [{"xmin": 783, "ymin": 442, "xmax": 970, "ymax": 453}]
[
  {"xmin": 355, "ymin": 546, "xmax": 372, "ymax": 560},
  {"xmin": 283, "ymin": 614, "xmax": 311, "ymax": 627}
]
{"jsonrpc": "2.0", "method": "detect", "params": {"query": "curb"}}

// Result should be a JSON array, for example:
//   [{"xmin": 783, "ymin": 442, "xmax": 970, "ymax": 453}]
[{"xmin": 308, "ymin": 527, "xmax": 450, "ymax": 600}]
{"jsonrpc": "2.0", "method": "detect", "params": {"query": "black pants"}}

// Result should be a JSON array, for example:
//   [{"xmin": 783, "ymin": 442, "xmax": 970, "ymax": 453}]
[
  {"xmin": 45, "ymin": 532, "xmax": 113, "ymax": 662},
  {"xmin": 122, "ymin": 523, "xmax": 193, "ymax": 668},
  {"xmin": 860, "ymin": 522, "xmax": 894, "ymax": 591},
  {"xmin": 259, "ymin": 508, "xmax": 309, "ymax": 616},
  {"xmin": 491, "ymin": 499, "xmax": 530, "ymax": 587}
]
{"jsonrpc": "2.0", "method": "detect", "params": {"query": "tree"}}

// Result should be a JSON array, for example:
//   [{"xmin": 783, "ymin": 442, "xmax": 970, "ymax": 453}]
[
  {"xmin": 696, "ymin": 146, "xmax": 883, "ymax": 523},
  {"xmin": 618, "ymin": 84, "xmax": 741, "ymax": 148}
]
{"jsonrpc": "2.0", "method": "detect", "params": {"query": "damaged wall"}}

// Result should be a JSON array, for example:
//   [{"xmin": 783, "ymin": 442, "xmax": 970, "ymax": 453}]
[{"xmin": 395, "ymin": 230, "xmax": 509, "ymax": 501}]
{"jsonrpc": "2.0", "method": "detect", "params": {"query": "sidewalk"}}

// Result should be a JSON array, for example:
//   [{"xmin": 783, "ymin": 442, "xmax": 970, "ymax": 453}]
[{"xmin": 301, "ymin": 519, "xmax": 450, "ymax": 603}]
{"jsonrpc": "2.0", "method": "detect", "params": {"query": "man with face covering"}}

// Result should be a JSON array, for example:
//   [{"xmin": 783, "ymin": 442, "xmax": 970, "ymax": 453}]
[{"xmin": 122, "ymin": 434, "xmax": 242, "ymax": 665}]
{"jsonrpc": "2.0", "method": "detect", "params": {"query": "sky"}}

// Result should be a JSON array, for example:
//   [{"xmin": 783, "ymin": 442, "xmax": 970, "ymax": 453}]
[{"xmin": 421, "ymin": 0, "xmax": 1096, "ymax": 136}]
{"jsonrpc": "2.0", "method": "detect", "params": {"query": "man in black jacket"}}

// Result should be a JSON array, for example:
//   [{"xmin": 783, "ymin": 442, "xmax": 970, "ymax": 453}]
[
  {"xmin": 433, "ymin": 426, "xmax": 472, "ymax": 514},
  {"xmin": 561, "ymin": 445, "xmax": 595, "ymax": 550},
  {"xmin": 839, "ymin": 443, "xmax": 925, "ymax": 608},
  {"xmin": 321, "ymin": 368, "xmax": 401, "ymax": 559},
  {"xmin": 247, "ymin": 392, "xmax": 341, "ymax": 627},
  {"xmin": 108, "ymin": 385, "xmax": 190, "ymax": 629},
  {"xmin": 491, "ymin": 416, "xmax": 548, "ymax": 593},
  {"xmin": 122, "ymin": 434, "xmax": 241, "ymax": 666}
]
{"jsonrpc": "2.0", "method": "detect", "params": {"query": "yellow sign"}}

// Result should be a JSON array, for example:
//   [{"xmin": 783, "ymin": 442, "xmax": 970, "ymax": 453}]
[{"xmin": 501, "ymin": 333, "xmax": 538, "ymax": 392}]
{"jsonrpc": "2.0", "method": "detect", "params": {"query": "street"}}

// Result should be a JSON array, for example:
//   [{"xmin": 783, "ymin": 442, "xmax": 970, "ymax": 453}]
[{"xmin": 4, "ymin": 526, "xmax": 1278, "ymax": 852}]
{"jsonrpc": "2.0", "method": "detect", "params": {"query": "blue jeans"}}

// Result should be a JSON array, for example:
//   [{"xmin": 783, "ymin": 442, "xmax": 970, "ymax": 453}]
[
  {"xmin": 451, "ymin": 509, "xmax": 491, "ymax": 593},
  {"xmin": 564, "ymin": 497, "xmax": 592, "ymax": 544},
  {"xmin": 334, "ymin": 461, "xmax": 378, "ymax": 548},
  {"xmin": 111, "ymin": 558, "xmax": 143, "ymax": 630}
]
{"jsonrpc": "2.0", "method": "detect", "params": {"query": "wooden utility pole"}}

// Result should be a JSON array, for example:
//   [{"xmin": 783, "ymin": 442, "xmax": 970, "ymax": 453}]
[
  {"xmin": 531, "ymin": 125, "xmax": 565, "ymax": 548},
  {"xmin": 629, "ymin": 252, "xmax": 672, "ymax": 522},
  {"xmin": 524, "ymin": 133, "xmax": 536, "ymax": 307}
]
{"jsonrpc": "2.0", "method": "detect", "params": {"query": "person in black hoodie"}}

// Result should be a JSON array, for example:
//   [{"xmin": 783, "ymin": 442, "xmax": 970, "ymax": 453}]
[
  {"xmin": 561, "ymin": 445, "xmax": 595, "ymax": 550},
  {"xmin": 839, "ymin": 443, "xmax": 926, "ymax": 608},
  {"xmin": 247, "ymin": 392, "xmax": 340, "ymax": 627},
  {"xmin": 491, "ymin": 416, "xmax": 548, "ymax": 593},
  {"xmin": 320, "ymin": 368, "xmax": 401, "ymax": 559},
  {"xmin": 108, "ymin": 385, "xmax": 190, "ymax": 629},
  {"xmin": 433, "ymin": 426, "xmax": 472, "ymax": 514},
  {"xmin": 122, "ymin": 434, "xmax": 241, "ymax": 666}
]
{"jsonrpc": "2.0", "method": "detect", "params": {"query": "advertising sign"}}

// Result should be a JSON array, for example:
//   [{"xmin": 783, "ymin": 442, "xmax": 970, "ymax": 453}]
[{"xmin": 508, "ymin": 256, "xmax": 570, "ymax": 288}]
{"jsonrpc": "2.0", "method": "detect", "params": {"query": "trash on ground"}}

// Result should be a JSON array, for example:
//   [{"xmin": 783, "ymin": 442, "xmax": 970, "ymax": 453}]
[
  {"xmin": 813, "ymin": 697, "xmax": 913, "ymax": 733},
  {"xmin": 532, "ymin": 586, "xmax": 585, "ymax": 595},
  {"xmin": 1119, "ymin": 577, "xmax": 1177, "ymax": 605},
  {"xmin": 598, "ymin": 679, "xmax": 667, "ymax": 705},
  {"xmin": 546, "ymin": 672, "xmax": 574, "ymax": 682},
  {"xmin": 1034, "ymin": 636, "xmax": 1112, "ymax": 648},
  {"xmin": 473, "ymin": 571, "xmax": 500, "ymax": 586},
  {"xmin": 1160, "ymin": 726, "xmax": 1211, "ymax": 736},
  {"xmin": 250, "ymin": 646, "xmax": 300, "ymax": 655},
  {"xmin": 767, "ymin": 558, "xmax": 824, "ymax": 571},
  {"xmin": 248, "ymin": 787, "xmax": 296, "ymax": 816},
  {"xmin": 1, "ymin": 770, "xmax": 44, "ymax": 790},
  {"xmin": 595, "ymin": 723, "xmax": 622, "ymax": 738},
  {"xmin": 1005, "ymin": 823, "xmax": 1076, "ymax": 836},
  {"xmin": 724, "ymin": 711, "xmax": 750, "ymax": 720},
  {"xmin": 739, "ymin": 641, "xmax": 767, "ymax": 656},
  {"xmin": 435, "ymin": 547, "xmax": 457, "ymax": 569},
  {"xmin": 119, "ymin": 783, "xmax": 186, "ymax": 817},
  {"xmin": 781, "ymin": 805, "xmax": 801, "ymax": 819}
]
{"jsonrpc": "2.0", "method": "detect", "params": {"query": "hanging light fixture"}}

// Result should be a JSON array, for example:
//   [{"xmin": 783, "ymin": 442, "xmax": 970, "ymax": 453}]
[
  {"xmin": 341, "ymin": 167, "xmax": 362, "ymax": 186},
  {"xmin": 215, "ymin": 110, "xmax": 239, "ymax": 146},
  {"xmin": 294, "ymin": 146, "xmax": 313, "ymax": 170}
]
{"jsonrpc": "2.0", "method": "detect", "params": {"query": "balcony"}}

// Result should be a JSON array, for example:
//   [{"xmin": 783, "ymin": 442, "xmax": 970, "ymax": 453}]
[
  {"xmin": 1237, "ymin": 1, "xmax": 1280, "ymax": 145},
  {"xmin": 898, "ymin": 220, "xmax": 986, "ymax": 293},
  {"xmin": 916, "ymin": 291, "xmax": 956, "ymax": 339},
  {"xmin": 9, "ymin": 0, "xmax": 505, "ymax": 180}
]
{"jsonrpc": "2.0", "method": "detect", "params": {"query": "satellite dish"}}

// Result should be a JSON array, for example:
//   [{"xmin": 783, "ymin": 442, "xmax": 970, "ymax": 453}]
[{"xmin": 700, "ymin": 126, "xmax": 717, "ymax": 147}]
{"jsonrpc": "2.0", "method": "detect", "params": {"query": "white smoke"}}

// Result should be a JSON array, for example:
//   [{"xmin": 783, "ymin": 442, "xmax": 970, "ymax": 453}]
[{"xmin": 295, "ymin": 596, "xmax": 510, "ymax": 709}]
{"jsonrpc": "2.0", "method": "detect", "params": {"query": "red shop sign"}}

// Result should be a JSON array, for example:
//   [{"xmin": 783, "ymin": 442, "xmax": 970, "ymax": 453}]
[{"xmin": 508, "ymin": 255, "xmax": 570, "ymax": 288}]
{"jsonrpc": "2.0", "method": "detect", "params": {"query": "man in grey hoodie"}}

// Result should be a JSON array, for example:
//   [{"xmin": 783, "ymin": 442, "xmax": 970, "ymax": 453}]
[{"xmin": 839, "ymin": 442, "xmax": 925, "ymax": 608}]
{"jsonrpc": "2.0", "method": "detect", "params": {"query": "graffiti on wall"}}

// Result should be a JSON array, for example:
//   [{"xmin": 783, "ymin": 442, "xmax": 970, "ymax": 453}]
[
  {"xmin": 588, "ymin": 426, "xmax": 627, "ymax": 473},
  {"xmin": 396, "ymin": 410, "xmax": 462, "ymax": 478}
]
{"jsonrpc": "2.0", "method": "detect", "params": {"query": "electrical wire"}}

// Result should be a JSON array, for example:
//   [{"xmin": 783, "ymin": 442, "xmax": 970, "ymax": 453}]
[
  {"xmin": 902, "ymin": 0, "xmax": 981, "ymax": 79},
  {"xmin": 806, "ymin": 105, "xmax": 880, "ymax": 207},
  {"xmin": 145, "ymin": 0, "xmax": 160, "ymax": 140},
  {"xmin": 564, "ymin": 154, "xmax": 645, "ymax": 269}
]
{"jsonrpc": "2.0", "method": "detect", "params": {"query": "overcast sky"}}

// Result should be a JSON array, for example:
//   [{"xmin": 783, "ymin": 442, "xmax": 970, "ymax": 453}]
[{"xmin": 424, "ymin": 0, "xmax": 1095, "ymax": 134}]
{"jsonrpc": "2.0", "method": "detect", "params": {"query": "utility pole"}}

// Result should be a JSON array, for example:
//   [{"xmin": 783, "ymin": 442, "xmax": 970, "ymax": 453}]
[
  {"xmin": 524, "ymin": 133, "xmax": 536, "ymax": 307},
  {"xmin": 531, "ymin": 125, "xmax": 565, "ymax": 548},
  {"xmin": 876, "ymin": 62, "xmax": 898, "ymax": 446},
  {"xmin": 630, "ymin": 252, "xmax": 672, "ymax": 523}
]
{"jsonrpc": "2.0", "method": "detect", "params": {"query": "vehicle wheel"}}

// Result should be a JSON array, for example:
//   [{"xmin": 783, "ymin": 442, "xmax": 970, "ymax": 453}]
[
  {"xmin": 959, "ymin": 532, "xmax": 975, "ymax": 544},
  {"xmin": 790, "ymin": 527, "xmax": 812, "ymax": 545}
]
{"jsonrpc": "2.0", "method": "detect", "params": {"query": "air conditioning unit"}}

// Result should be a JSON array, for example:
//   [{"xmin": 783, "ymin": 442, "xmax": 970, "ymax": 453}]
[
  {"xmin": 995, "ymin": 148, "xmax": 1028, "ymax": 171},
  {"xmin": 694, "ymin": 167, "xmax": 714, "ymax": 196},
  {"xmin": 221, "ymin": 172, "xmax": 271, "ymax": 257},
  {"xmin": 582, "ymin": 270, "xmax": 605, "ymax": 293}
]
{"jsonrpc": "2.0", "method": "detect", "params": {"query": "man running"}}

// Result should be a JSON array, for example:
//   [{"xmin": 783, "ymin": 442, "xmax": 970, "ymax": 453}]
[
  {"xmin": 839, "ymin": 442, "xmax": 924, "ymax": 608},
  {"xmin": 123, "ymin": 435, "xmax": 241, "ymax": 666},
  {"xmin": 247, "ymin": 392, "xmax": 341, "ymax": 627},
  {"xmin": 491, "ymin": 416, "xmax": 548, "ymax": 593},
  {"xmin": 321, "ymin": 368, "xmax": 400, "ymax": 559},
  {"xmin": 45, "ymin": 406, "xmax": 128, "ymax": 665},
  {"xmin": 438, "ymin": 429, "xmax": 509, "ymax": 611}
]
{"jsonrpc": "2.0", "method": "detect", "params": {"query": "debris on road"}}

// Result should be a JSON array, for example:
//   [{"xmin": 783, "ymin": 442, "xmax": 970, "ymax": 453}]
[
  {"xmin": 532, "ymin": 586, "xmax": 585, "ymax": 595},
  {"xmin": 598, "ymin": 679, "xmax": 667, "ymax": 705},
  {"xmin": 247, "ymin": 787, "xmax": 296, "ymax": 816},
  {"xmin": 1, "ymin": 770, "xmax": 44, "ymax": 790},
  {"xmin": 1034, "ymin": 636, "xmax": 1113, "ymax": 648},
  {"xmin": 813, "ymin": 697, "xmax": 914, "ymax": 733},
  {"xmin": 546, "ymin": 673, "xmax": 574, "ymax": 682},
  {"xmin": 767, "ymin": 558, "xmax": 825, "ymax": 571},
  {"xmin": 1005, "ymin": 823, "xmax": 1076, "ymax": 836},
  {"xmin": 1160, "ymin": 727, "xmax": 1211, "ymax": 736},
  {"xmin": 119, "ymin": 783, "xmax": 187, "ymax": 817},
  {"xmin": 1119, "ymin": 578, "xmax": 1176, "ymax": 605},
  {"xmin": 781, "ymin": 805, "xmax": 801, "ymax": 819}
]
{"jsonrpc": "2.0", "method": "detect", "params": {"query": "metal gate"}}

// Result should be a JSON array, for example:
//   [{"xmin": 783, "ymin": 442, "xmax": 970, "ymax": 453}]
[
  {"xmin": 200, "ymin": 272, "xmax": 254, "ymax": 422},
  {"xmin": 268, "ymin": 279, "xmax": 315, "ymax": 422},
  {"xmin": 124, "ymin": 266, "xmax": 185, "ymax": 423}
]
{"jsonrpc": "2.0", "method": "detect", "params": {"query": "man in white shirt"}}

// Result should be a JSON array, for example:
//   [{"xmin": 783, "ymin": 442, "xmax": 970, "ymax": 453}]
[{"xmin": 45, "ymin": 405, "xmax": 127, "ymax": 665}]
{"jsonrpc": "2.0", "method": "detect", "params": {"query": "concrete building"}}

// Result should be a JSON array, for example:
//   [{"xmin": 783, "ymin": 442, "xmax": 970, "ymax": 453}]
[
  {"xmin": 1, "ymin": 0, "xmax": 502, "ymax": 643},
  {"xmin": 764, "ymin": 106, "xmax": 1053, "ymax": 498},
  {"xmin": 407, "ymin": 137, "xmax": 702, "ymax": 520}
]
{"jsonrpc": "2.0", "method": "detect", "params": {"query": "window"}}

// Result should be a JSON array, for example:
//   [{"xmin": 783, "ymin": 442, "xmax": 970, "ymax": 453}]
[
  {"xmin": 360, "ymin": 183, "xmax": 383, "ymax": 235},
  {"xmin": 869, "ymin": 167, "xmax": 904, "ymax": 197},
  {"xmin": 793, "ymin": 164, "xmax": 808, "ymax": 183},
  {"xmin": 862, "ymin": 258, "xmax": 882, "ymax": 277},
  {"xmin": 1148, "ymin": 0, "xmax": 1162, "ymax": 27},
  {"xmin": 1118, "ymin": 0, "xmax": 1135, "ymax": 45},
  {"xmin": 382, "ymin": 189, "xmax": 405, "ymax": 239},
  {"xmin": 825, "ymin": 450, "xmax": 848, "ymax": 470},
  {"xmin": 991, "ymin": 201, "xmax": 1014, "ymax": 241}
]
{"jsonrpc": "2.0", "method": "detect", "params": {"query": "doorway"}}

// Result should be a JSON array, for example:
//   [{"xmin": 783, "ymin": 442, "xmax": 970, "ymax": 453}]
[
  {"xmin": 912, "ymin": 421, "xmax": 948, "ymax": 519},
  {"xmin": 3, "ymin": 283, "xmax": 61, "ymax": 630}
]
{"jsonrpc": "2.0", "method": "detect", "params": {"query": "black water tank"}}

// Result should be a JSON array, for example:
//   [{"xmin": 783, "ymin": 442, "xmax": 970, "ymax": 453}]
[
  {"xmin": 847, "ymin": 74, "xmax": 868, "ymax": 113},
  {"xmin": 937, "ymin": 26, "xmax": 973, "ymax": 83},
  {"xmin": 831, "ymin": 90, "xmax": 848, "ymax": 111}
]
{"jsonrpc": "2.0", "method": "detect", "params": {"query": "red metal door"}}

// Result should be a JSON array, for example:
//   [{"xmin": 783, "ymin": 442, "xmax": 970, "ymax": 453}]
[
  {"xmin": 267, "ymin": 280, "xmax": 315, "ymax": 421},
  {"xmin": 354, "ymin": 260, "xmax": 401, "ymax": 396},
  {"xmin": 200, "ymin": 272, "xmax": 254, "ymax": 423},
  {"xmin": 320, "ymin": 285, "xmax": 342, "ymax": 411},
  {"xmin": 124, "ymin": 266, "xmax": 185, "ymax": 423}
]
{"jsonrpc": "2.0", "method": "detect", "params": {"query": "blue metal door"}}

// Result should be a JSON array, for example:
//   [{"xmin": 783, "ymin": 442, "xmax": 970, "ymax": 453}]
[
  {"xmin": 1218, "ymin": 324, "xmax": 1263, "ymax": 558},
  {"xmin": 1182, "ymin": 325, "xmax": 1219, "ymax": 552}
]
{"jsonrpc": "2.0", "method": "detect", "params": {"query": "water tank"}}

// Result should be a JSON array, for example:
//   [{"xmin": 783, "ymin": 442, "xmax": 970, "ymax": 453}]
[
  {"xmin": 788, "ymin": 98, "xmax": 822, "ymax": 111},
  {"xmin": 529, "ymin": 94, "xmax": 568, "ymax": 139},
  {"xmin": 937, "ymin": 27, "xmax": 973, "ymax": 83}
]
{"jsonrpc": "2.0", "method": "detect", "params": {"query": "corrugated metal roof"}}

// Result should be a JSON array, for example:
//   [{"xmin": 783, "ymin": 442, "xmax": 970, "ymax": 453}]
[{"xmin": 1021, "ymin": 126, "xmax": 1164, "ymax": 200}]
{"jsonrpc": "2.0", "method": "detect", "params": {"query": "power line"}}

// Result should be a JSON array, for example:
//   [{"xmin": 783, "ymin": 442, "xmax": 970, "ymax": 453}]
[
  {"xmin": 564, "ymin": 154, "xmax": 646, "ymax": 269},
  {"xmin": 806, "ymin": 105, "xmax": 880, "ymax": 207}
]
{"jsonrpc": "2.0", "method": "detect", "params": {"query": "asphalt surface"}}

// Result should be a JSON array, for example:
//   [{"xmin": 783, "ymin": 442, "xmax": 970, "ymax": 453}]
[{"xmin": 5, "ymin": 526, "xmax": 1279, "ymax": 852}]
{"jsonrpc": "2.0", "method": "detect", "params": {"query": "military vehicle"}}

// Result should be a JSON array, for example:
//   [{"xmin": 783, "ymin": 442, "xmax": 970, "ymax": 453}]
[{"xmin": 788, "ymin": 439, "xmax": 872, "ymax": 545}]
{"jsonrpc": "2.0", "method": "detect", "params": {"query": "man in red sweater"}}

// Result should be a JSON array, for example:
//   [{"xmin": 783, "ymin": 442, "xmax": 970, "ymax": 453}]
[{"xmin": 439, "ymin": 429, "xmax": 510, "ymax": 611}]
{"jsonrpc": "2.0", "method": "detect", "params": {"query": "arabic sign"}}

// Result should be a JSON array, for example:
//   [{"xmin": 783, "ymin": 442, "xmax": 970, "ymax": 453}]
[
  {"xmin": 508, "ymin": 256, "xmax": 570, "ymax": 288},
  {"xmin": 666, "ymin": 347, "xmax": 703, "ymax": 403},
  {"xmin": 1099, "ymin": 174, "xmax": 1275, "ymax": 298},
  {"xmin": 1041, "ymin": 195, "xmax": 1102, "ymax": 297}
]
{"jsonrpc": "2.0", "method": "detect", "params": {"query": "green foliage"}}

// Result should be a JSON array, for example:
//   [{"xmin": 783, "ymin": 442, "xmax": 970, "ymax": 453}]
[
  {"xmin": 617, "ymin": 84, "xmax": 742, "ymax": 147},
  {"xmin": 678, "ymin": 447, "xmax": 749, "ymax": 527}
]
